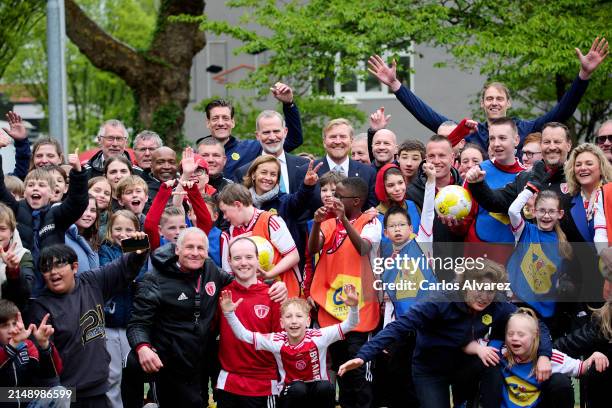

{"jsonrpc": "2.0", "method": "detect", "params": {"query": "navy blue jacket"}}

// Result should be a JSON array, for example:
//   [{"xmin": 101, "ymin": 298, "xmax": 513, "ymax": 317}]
[
  {"xmin": 393, "ymin": 76, "xmax": 588, "ymax": 153},
  {"xmin": 298, "ymin": 157, "xmax": 378, "ymax": 215},
  {"xmin": 356, "ymin": 291, "xmax": 553, "ymax": 374},
  {"xmin": 99, "ymin": 242, "xmax": 147, "ymax": 328},
  {"xmin": 210, "ymin": 103, "xmax": 303, "ymax": 178},
  {"xmin": 11, "ymin": 137, "xmax": 31, "ymax": 180},
  {"xmin": 233, "ymin": 152, "xmax": 310, "ymax": 194}
]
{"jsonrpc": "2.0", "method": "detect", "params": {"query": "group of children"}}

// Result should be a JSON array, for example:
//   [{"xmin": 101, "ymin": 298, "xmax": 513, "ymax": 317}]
[{"xmin": 0, "ymin": 116, "xmax": 610, "ymax": 408}]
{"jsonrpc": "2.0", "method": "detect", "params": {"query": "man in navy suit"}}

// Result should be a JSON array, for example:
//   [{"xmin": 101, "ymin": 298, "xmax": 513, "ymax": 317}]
[
  {"xmin": 298, "ymin": 118, "xmax": 378, "ymax": 211},
  {"xmin": 233, "ymin": 110, "xmax": 309, "ymax": 193}
]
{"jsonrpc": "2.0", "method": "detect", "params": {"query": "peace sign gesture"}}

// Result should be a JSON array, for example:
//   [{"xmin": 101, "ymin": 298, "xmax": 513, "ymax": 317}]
[
  {"xmin": 2, "ymin": 111, "xmax": 27, "ymax": 141},
  {"xmin": 31, "ymin": 313, "xmax": 55, "ymax": 349},
  {"xmin": 0, "ymin": 242, "xmax": 20, "ymax": 270},
  {"xmin": 304, "ymin": 160, "xmax": 323, "ymax": 186}
]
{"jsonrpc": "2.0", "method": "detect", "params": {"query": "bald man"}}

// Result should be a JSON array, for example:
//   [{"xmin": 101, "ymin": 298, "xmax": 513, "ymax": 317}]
[
  {"xmin": 147, "ymin": 147, "xmax": 178, "ymax": 199},
  {"xmin": 371, "ymin": 129, "xmax": 398, "ymax": 172}
]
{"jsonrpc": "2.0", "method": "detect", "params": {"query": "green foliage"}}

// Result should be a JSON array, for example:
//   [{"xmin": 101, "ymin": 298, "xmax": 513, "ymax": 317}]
[
  {"xmin": 0, "ymin": 1, "xmax": 44, "ymax": 79},
  {"xmin": 194, "ymin": 95, "xmax": 364, "ymax": 157},
  {"xmin": 194, "ymin": 0, "xmax": 609, "ymax": 142},
  {"xmin": 2, "ymin": 0, "xmax": 156, "ymax": 151}
]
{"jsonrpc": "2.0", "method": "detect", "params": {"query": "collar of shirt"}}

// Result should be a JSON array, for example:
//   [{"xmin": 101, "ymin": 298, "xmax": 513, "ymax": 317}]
[{"xmin": 326, "ymin": 155, "xmax": 349, "ymax": 175}]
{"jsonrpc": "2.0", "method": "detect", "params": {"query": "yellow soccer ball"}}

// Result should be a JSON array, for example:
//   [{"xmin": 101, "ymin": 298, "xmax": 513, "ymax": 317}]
[
  {"xmin": 434, "ymin": 185, "xmax": 472, "ymax": 220},
  {"xmin": 250, "ymin": 236, "xmax": 275, "ymax": 272}
]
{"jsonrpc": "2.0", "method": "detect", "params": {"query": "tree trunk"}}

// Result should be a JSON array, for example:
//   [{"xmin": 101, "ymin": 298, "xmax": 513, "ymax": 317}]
[{"xmin": 64, "ymin": 0, "xmax": 206, "ymax": 149}]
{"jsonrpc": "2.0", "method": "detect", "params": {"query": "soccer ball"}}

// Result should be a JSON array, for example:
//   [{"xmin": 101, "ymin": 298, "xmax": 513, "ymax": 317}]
[
  {"xmin": 250, "ymin": 236, "xmax": 276, "ymax": 271},
  {"xmin": 434, "ymin": 185, "xmax": 472, "ymax": 220}
]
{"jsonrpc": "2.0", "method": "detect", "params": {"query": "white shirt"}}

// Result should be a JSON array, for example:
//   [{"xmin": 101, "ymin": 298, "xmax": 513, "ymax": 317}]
[
  {"xmin": 325, "ymin": 155, "xmax": 349, "ymax": 177},
  {"xmin": 263, "ymin": 151, "xmax": 289, "ymax": 193}
]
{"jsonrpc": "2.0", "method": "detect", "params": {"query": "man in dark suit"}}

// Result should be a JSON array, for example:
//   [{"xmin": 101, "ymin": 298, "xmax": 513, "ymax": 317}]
[
  {"xmin": 298, "ymin": 118, "xmax": 377, "ymax": 211},
  {"xmin": 232, "ymin": 110, "xmax": 309, "ymax": 192}
]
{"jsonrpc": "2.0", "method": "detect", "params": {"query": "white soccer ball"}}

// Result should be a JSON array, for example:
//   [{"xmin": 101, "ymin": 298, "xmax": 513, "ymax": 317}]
[{"xmin": 434, "ymin": 185, "xmax": 472, "ymax": 220}]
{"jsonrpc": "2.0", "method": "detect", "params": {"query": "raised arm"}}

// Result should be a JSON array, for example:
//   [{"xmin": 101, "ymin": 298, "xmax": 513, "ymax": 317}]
[
  {"xmin": 144, "ymin": 180, "xmax": 174, "ymax": 250},
  {"xmin": 525, "ymin": 37, "xmax": 608, "ymax": 135},
  {"xmin": 465, "ymin": 165, "xmax": 521, "ymax": 213},
  {"xmin": 2, "ymin": 112, "xmax": 30, "ymax": 180},
  {"xmin": 368, "ymin": 55, "xmax": 450, "ymax": 133},
  {"xmin": 416, "ymin": 163, "xmax": 436, "ymax": 243},
  {"xmin": 508, "ymin": 189, "xmax": 533, "ymax": 242},
  {"xmin": 54, "ymin": 150, "xmax": 89, "ymax": 230},
  {"xmin": 0, "ymin": 156, "xmax": 19, "ymax": 214},
  {"xmin": 272, "ymin": 83, "xmax": 303, "ymax": 152}
]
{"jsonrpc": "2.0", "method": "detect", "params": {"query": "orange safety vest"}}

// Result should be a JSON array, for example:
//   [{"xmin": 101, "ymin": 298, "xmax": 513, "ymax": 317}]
[
  {"xmin": 250, "ymin": 211, "xmax": 302, "ymax": 298},
  {"xmin": 311, "ymin": 213, "xmax": 380, "ymax": 332}
]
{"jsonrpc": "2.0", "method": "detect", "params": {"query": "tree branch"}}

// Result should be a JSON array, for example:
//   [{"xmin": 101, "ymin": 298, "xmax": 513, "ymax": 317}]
[{"xmin": 64, "ymin": 0, "xmax": 144, "ymax": 88}]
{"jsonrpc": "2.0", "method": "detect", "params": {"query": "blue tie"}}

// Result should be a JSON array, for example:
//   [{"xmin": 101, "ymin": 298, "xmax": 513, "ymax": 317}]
[{"xmin": 279, "ymin": 172, "xmax": 287, "ymax": 193}]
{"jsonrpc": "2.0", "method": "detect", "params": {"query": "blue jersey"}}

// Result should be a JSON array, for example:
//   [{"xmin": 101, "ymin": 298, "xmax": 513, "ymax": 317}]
[
  {"xmin": 377, "ymin": 199, "xmax": 421, "ymax": 246},
  {"xmin": 506, "ymin": 224, "xmax": 563, "ymax": 318}
]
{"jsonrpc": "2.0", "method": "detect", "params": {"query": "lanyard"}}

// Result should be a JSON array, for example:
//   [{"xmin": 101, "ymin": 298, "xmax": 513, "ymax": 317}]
[{"xmin": 193, "ymin": 274, "xmax": 202, "ymax": 330}]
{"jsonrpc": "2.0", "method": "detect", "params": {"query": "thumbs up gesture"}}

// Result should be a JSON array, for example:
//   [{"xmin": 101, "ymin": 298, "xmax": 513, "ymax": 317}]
[{"xmin": 68, "ymin": 148, "xmax": 81, "ymax": 172}]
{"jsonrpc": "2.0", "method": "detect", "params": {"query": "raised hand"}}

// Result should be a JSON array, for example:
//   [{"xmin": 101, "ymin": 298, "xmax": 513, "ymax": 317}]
[
  {"xmin": 31, "ymin": 313, "xmax": 54, "ymax": 349},
  {"xmin": 270, "ymin": 82, "xmax": 294, "ymax": 104},
  {"xmin": 338, "ymin": 358, "xmax": 364, "ymax": 377},
  {"xmin": 465, "ymin": 119, "xmax": 478, "ymax": 130},
  {"xmin": 220, "ymin": 290, "xmax": 243, "ymax": 313},
  {"xmin": 164, "ymin": 179, "xmax": 178, "ymax": 188},
  {"xmin": 313, "ymin": 206, "xmax": 329, "ymax": 223},
  {"xmin": 422, "ymin": 162, "xmax": 436, "ymax": 183},
  {"xmin": 68, "ymin": 148, "xmax": 81, "ymax": 172},
  {"xmin": 304, "ymin": 160, "xmax": 323, "ymax": 186},
  {"xmin": 9, "ymin": 312, "xmax": 32, "ymax": 347},
  {"xmin": 369, "ymin": 107, "xmax": 391, "ymax": 131},
  {"xmin": 465, "ymin": 166, "xmax": 486, "ymax": 184},
  {"xmin": 137, "ymin": 345, "xmax": 163, "ymax": 373},
  {"xmin": 3, "ymin": 111, "xmax": 27, "ymax": 141},
  {"xmin": 181, "ymin": 147, "xmax": 197, "ymax": 179},
  {"xmin": 339, "ymin": 284, "xmax": 359, "ymax": 307},
  {"xmin": 367, "ymin": 55, "xmax": 401, "ymax": 92},
  {"xmin": 0, "ymin": 242, "xmax": 20, "ymax": 270},
  {"xmin": 577, "ymin": 37, "xmax": 609, "ymax": 80}
]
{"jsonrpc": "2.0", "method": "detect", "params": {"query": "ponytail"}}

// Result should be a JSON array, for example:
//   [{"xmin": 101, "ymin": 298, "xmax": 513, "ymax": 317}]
[{"xmin": 554, "ymin": 223, "xmax": 573, "ymax": 260}]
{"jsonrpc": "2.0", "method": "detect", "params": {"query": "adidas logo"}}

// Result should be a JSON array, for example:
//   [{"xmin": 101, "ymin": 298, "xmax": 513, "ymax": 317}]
[{"xmin": 177, "ymin": 292, "xmax": 188, "ymax": 301}]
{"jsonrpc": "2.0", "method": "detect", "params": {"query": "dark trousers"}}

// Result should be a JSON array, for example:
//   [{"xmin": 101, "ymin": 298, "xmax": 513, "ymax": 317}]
[
  {"xmin": 539, "ymin": 373, "xmax": 574, "ymax": 408},
  {"xmin": 412, "ymin": 355, "xmax": 503, "ymax": 408},
  {"xmin": 216, "ymin": 389, "xmax": 273, "ymax": 408},
  {"xmin": 278, "ymin": 381, "xmax": 335, "ymax": 408},
  {"xmin": 372, "ymin": 333, "xmax": 418, "ymax": 407},
  {"xmin": 329, "ymin": 331, "xmax": 373, "ymax": 408},
  {"xmin": 70, "ymin": 394, "xmax": 109, "ymax": 408},
  {"xmin": 121, "ymin": 350, "xmax": 202, "ymax": 408}
]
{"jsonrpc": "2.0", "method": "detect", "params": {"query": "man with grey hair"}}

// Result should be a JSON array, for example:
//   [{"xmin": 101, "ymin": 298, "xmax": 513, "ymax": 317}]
[
  {"xmin": 351, "ymin": 133, "xmax": 371, "ymax": 165},
  {"xmin": 133, "ymin": 130, "xmax": 163, "ymax": 170},
  {"xmin": 84, "ymin": 119, "xmax": 140, "ymax": 178},
  {"xmin": 595, "ymin": 119, "xmax": 612, "ymax": 164},
  {"xmin": 233, "ymin": 109, "xmax": 309, "ymax": 193},
  {"xmin": 124, "ymin": 228, "xmax": 287, "ymax": 407}
]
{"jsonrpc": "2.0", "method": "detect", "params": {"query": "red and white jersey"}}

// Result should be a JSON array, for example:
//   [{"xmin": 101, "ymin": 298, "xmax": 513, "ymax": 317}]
[
  {"xmin": 224, "ymin": 306, "xmax": 359, "ymax": 386},
  {"xmin": 220, "ymin": 209, "xmax": 296, "ymax": 273},
  {"xmin": 216, "ymin": 280, "xmax": 281, "ymax": 396}
]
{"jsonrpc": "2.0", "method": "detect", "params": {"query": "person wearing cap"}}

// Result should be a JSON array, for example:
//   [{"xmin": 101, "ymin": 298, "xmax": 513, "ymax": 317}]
[
  {"xmin": 147, "ymin": 147, "xmax": 179, "ymax": 200},
  {"xmin": 195, "ymin": 82, "xmax": 304, "ymax": 179}
]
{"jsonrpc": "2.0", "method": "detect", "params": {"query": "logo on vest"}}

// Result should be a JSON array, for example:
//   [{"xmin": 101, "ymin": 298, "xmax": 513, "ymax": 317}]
[
  {"xmin": 482, "ymin": 314, "xmax": 492, "ymax": 326},
  {"xmin": 231, "ymin": 152, "xmax": 240, "ymax": 161},
  {"xmin": 295, "ymin": 360, "xmax": 306, "ymax": 371},
  {"xmin": 560, "ymin": 183, "xmax": 569, "ymax": 194},
  {"xmin": 39, "ymin": 224, "xmax": 55, "ymax": 236},
  {"xmin": 205, "ymin": 282, "xmax": 216, "ymax": 296},
  {"xmin": 254, "ymin": 304, "xmax": 270, "ymax": 319}
]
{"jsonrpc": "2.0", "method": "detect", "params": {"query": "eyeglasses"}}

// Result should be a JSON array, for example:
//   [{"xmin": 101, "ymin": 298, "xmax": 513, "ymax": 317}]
[
  {"xmin": 522, "ymin": 150, "xmax": 541, "ymax": 159},
  {"xmin": 41, "ymin": 261, "xmax": 70, "ymax": 274},
  {"xmin": 135, "ymin": 147, "xmax": 157, "ymax": 153},
  {"xmin": 596, "ymin": 135, "xmax": 612, "ymax": 145},
  {"xmin": 194, "ymin": 168, "xmax": 207, "ymax": 176},
  {"xmin": 100, "ymin": 135, "xmax": 127, "ymax": 143},
  {"xmin": 535, "ymin": 209, "xmax": 559, "ymax": 216},
  {"xmin": 386, "ymin": 223, "xmax": 409, "ymax": 230}
]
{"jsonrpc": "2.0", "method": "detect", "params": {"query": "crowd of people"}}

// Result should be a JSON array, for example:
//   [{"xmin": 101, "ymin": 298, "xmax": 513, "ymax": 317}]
[{"xmin": 0, "ymin": 37, "xmax": 611, "ymax": 408}]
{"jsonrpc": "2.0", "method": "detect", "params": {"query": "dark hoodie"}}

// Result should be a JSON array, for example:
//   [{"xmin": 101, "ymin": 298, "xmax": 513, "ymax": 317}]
[{"xmin": 127, "ymin": 243, "xmax": 233, "ymax": 377}]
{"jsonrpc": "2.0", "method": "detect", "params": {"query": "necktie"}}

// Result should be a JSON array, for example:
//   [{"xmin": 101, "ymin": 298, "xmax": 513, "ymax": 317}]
[
  {"xmin": 333, "ymin": 165, "xmax": 345, "ymax": 177},
  {"xmin": 279, "ymin": 172, "xmax": 287, "ymax": 193}
]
